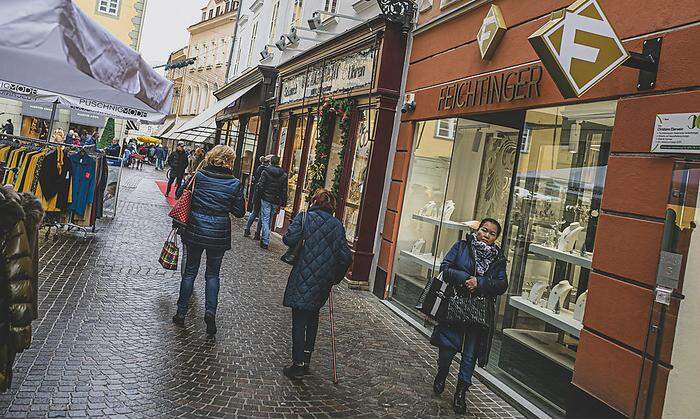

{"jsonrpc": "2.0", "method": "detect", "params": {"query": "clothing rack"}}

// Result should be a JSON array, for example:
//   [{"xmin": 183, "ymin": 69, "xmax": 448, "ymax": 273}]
[{"xmin": 0, "ymin": 134, "xmax": 109, "ymax": 239}]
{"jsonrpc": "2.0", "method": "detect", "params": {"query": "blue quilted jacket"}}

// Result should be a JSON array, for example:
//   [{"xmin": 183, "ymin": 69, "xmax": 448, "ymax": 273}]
[
  {"xmin": 176, "ymin": 166, "xmax": 245, "ymax": 251},
  {"xmin": 282, "ymin": 206, "xmax": 352, "ymax": 311}
]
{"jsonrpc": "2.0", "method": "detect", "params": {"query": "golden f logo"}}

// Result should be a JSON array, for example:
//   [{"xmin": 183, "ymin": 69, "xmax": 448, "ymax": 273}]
[
  {"xmin": 477, "ymin": 5, "xmax": 507, "ymax": 60},
  {"xmin": 529, "ymin": 0, "xmax": 629, "ymax": 98}
]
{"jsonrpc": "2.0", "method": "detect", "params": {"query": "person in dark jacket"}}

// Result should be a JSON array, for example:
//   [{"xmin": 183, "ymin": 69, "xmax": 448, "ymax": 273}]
[
  {"xmin": 172, "ymin": 145, "xmax": 245, "ymax": 335},
  {"xmin": 166, "ymin": 141, "xmax": 188, "ymax": 196},
  {"xmin": 154, "ymin": 145, "xmax": 167, "ymax": 171},
  {"xmin": 0, "ymin": 186, "xmax": 43, "ymax": 393},
  {"xmin": 104, "ymin": 139, "xmax": 121, "ymax": 157},
  {"xmin": 2, "ymin": 119, "xmax": 14, "ymax": 136},
  {"xmin": 253, "ymin": 155, "xmax": 288, "ymax": 249},
  {"xmin": 281, "ymin": 189, "xmax": 352, "ymax": 379},
  {"xmin": 430, "ymin": 218, "xmax": 508, "ymax": 414},
  {"xmin": 243, "ymin": 155, "xmax": 269, "ymax": 240}
]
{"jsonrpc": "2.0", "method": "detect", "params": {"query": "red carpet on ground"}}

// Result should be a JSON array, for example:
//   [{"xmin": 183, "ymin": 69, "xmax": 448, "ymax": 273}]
[{"xmin": 155, "ymin": 180, "xmax": 177, "ymax": 207}]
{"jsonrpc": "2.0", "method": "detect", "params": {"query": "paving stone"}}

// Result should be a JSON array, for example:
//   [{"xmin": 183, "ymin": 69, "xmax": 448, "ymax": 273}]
[{"xmin": 0, "ymin": 167, "xmax": 523, "ymax": 418}]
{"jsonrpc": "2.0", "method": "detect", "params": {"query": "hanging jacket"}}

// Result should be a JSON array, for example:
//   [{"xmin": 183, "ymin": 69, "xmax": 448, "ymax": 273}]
[
  {"xmin": 68, "ymin": 153, "xmax": 96, "ymax": 217},
  {"xmin": 254, "ymin": 165, "xmax": 288, "ymax": 207},
  {"xmin": 282, "ymin": 206, "xmax": 352, "ymax": 311},
  {"xmin": 0, "ymin": 186, "xmax": 43, "ymax": 393},
  {"xmin": 430, "ymin": 235, "xmax": 508, "ymax": 368},
  {"xmin": 38, "ymin": 148, "xmax": 73, "ymax": 211},
  {"xmin": 176, "ymin": 166, "xmax": 245, "ymax": 251}
]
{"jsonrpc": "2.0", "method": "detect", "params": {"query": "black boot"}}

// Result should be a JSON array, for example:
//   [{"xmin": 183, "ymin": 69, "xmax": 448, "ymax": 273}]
[
  {"xmin": 302, "ymin": 351, "xmax": 312, "ymax": 373},
  {"xmin": 453, "ymin": 380, "xmax": 469, "ymax": 414},
  {"xmin": 172, "ymin": 313, "xmax": 185, "ymax": 326},
  {"xmin": 243, "ymin": 229, "xmax": 251, "ymax": 237},
  {"xmin": 204, "ymin": 313, "xmax": 217, "ymax": 335},
  {"xmin": 283, "ymin": 363, "xmax": 305, "ymax": 379},
  {"xmin": 433, "ymin": 366, "xmax": 449, "ymax": 395}
]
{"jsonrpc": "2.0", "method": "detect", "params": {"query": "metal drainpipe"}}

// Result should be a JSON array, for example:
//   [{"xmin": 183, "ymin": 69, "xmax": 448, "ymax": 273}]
[{"xmin": 224, "ymin": 0, "xmax": 243, "ymax": 84}]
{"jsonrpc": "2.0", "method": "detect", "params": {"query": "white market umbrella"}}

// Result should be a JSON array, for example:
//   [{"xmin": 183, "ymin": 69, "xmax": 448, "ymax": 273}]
[{"xmin": 0, "ymin": 0, "xmax": 172, "ymax": 124}]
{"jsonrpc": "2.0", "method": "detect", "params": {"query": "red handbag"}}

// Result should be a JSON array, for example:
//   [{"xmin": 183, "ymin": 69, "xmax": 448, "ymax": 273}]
[{"xmin": 169, "ymin": 174, "xmax": 196, "ymax": 225}]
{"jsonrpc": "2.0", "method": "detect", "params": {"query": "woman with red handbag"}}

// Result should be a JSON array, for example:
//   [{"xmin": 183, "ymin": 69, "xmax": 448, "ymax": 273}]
[{"xmin": 171, "ymin": 145, "xmax": 245, "ymax": 336}]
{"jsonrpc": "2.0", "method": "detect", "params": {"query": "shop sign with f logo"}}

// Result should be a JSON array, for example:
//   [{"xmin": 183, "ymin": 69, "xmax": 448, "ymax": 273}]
[
  {"xmin": 477, "ymin": 5, "xmax": 507, "ymax": 60},
  {"xmin": 529, "ymin": 0, "xmax": 629, "ymax": 98}
]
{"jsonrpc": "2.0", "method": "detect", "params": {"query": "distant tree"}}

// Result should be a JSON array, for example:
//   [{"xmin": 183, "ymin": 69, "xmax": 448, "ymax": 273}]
[{"xmin": 99, "ymin": 117, "xmax": 115, "ymax": 149}]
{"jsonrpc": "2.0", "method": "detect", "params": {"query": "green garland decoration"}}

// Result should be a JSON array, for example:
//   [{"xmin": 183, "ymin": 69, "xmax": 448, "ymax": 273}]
[{"xmin": 307, "ymin": 98, "xmax": 355, "ymax": 200}]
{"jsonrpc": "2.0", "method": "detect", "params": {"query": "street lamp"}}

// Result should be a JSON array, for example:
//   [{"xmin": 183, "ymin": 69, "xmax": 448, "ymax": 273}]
[{"xmin": 308, "ymin": 10, "xmax": 365, "ymax": 31}]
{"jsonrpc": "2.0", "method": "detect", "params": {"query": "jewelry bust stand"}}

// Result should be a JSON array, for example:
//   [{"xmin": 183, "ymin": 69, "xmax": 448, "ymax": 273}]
[
  {"xmin": 442, "ymin": 200, "xmax": 456, "ymax": 221},
  {"xmin": 411, "ymin": 238, "xmax": 425, "ymax": 254},
  {"xmin": 557, "ymin": 222, "xmax": 585, "ymax": 252},
  {"xmin": 547, "ymin": 280, "xmax": 573, "ymax": 311},
  {"xmin": 418, "ymin": 201, "xmax": 437, "ymax": 217},
  {"xmin": 573, "ymin": 290, "xmax": 588, "ymax": 322},
  {"xmin": 528, "ymin": 281, "xmax": 548, "ymax": 304}
]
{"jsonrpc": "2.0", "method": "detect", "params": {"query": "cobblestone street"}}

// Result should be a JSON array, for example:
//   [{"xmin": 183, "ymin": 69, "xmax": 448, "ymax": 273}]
[{"xmin": 0, "ymin": 168, "xmax": 523, "ymax": 418}]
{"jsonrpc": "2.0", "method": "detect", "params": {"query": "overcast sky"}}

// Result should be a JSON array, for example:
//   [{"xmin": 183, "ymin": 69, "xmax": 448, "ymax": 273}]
[{"xmin": 139, "ymin": 0, "xmax": 209, "ymax": 72}]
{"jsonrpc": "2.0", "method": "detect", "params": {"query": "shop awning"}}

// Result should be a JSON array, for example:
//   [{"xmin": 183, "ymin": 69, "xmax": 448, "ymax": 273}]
[
  {"xmin": 174, "ymin": 83, "xmax": 257, "ymax": 135},
  {"xmin": 136, "ymin": 136, "xmax": 161, "ymax": 144},
  {"xmin": 0, "ymin": 0, "xmax": 173, "ymax": 123},
  {"xmin": 167, "ymin": 118, "xmax": 218, "ymax": 144}
]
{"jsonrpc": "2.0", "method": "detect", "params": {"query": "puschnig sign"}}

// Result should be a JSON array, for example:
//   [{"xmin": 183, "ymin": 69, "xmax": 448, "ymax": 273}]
[
  {"xmin": 529, "ymin": 0, "xmax": 629, "ymax": 98},
  {"xmin": 280, "ymin": 48, "xmax": 375, "ymax": 105},
  {"xmin": 477, "ymin": 5, "xmax": 507, "ymax": 60}
]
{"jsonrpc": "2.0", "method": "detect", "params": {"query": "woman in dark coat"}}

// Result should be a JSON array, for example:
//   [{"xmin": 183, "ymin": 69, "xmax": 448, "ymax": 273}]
[
  {"xmin": 430, "ymin": 218, "xmax": 508, "ymax": 414},
  {"xmin": 281, "ymin": 189, "xmax": 352, "ymax": 378},
  {"xmin": 172, "ymin": 145, "xmax": 245, "ymax": 336}
]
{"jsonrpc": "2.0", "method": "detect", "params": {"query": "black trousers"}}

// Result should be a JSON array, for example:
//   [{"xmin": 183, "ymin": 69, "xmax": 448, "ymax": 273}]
[
  {"xmin": 166, "ymin": 173, "xmax": 183, "ymax": 195},
  {"xmin": 291, "ymin": 308, "xmax": 320, "ymax": 364}
]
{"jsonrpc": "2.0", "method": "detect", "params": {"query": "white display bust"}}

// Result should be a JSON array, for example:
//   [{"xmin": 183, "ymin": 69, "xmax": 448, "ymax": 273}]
[
  {"xmin": 528, "ymin": 281, "xmax": 548, "ymax": 304},
  {"xmin": 573, "ymin": 290, "xmax": 588, "ymax": 322},
  {"xmin": 547, "ymin": 280, "xmax": 573, "ymax": 311},
  {"xmin": 411, "ymin": 238, "xmax": 425, "ymax": 254},
  {"xmin": 557, "ymin": 222, "xmax": 585, "ymax": 252}
]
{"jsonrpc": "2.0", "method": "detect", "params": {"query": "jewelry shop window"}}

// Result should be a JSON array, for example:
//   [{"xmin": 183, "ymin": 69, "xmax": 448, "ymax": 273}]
[
  {"xmin": 390, "ymin": 117, "xmax": 520, "ymax": 311},
  {"xmin": 286, "ymin": 115, "xmax": 307, "ymax": 212},
  {"xmin": 344, "ymin": 108, "xmax": 377, "ymax": 242},
  {"xmin": 489, "ymin": 101, "xmax": 616, "ymax": 412},
  {"xmin": 299, "ymin": 117, "xmax": 319, "ymax": 211}
]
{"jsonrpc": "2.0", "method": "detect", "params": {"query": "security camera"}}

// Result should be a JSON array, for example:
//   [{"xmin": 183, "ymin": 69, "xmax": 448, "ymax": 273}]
[
  {"xmin": 275, "ymin": 36, "xmax": 287, "ymax": 51},
  {"xmin": 286, "ymin": 28, "xmax": 300, "ymax": 45},
  {"xmin": 308, "ymin": 11, "xmax": 322, "ymax": 30},
  {"xmin": 401, "ymin": 93, "xmax": 416, "ymax": 113}
]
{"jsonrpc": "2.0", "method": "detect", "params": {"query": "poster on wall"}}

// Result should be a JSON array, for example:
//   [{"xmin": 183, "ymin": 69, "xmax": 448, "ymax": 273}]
[{"xmin": 651, "ymin": 113, "xmax": 700, "ymax": 154}]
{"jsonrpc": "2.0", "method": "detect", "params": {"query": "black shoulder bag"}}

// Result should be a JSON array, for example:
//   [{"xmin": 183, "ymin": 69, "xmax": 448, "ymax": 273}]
[
  {"xmin": 443, "ymin": 248, "xmax": 490, "ymax": 330},
  {"xmin": 281, "ymin": 211, "xmax": 306, "ymax": 266}
]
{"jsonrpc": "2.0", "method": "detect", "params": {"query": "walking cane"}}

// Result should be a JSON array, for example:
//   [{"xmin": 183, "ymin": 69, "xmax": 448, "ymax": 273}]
[{"xmin": 329, "ymin": 289, "xmax": 339, "ymax": 384}]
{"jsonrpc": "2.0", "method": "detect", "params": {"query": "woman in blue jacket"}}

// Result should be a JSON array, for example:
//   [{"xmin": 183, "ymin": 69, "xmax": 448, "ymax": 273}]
[
  {"xmin": 281, "ymin": 189, "xmax": 352, "ymax": 378},
  {"xmin": 172, "ymin": 145, "xmax": 245, "ymax": 336},
  {"xmin": 430, "ymin": 218, "xmax": 508, "ymax": 414}
]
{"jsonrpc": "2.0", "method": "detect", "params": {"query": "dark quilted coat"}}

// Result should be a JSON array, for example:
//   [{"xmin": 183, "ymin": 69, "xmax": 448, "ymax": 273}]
[
  {"xmin": 176, "ymin": 166, "xmax": 245, "ymax": 251},
  {"xmin": 282, "ymin": 206, "xmax": 352, "ymax": 311},
  {"xmin": 430, "ymin": 235, "xmax": 508, "ymax": 368},
  {"xmin": 254, "ymin": 165, "xmax": 288, "ymax": 207}
]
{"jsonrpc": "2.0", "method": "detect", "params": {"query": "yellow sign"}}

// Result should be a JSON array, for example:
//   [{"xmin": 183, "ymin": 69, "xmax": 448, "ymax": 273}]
[
  {"xmin": 529, "ymin": 0, "xmax": 629, "ymax": 98},
  {"xmin": 477, "ymin": 5, "xmax": 507, "ymax": 60}
]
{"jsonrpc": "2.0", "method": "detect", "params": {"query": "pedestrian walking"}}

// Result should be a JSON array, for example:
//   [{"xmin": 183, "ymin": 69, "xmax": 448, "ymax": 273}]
[
  {"xmin": 2, "ymin": 119, "xmax": 14, "ymax": 136},
  {"xmin": 253, "ymin": 155, "xmax": 287, "ymax": 249},
  {"xmin": 281, "ymin": 189, "xmax": 352, "ymax": 379},
  {"xmin": 154, "ymin": 144, "xmax": 166, "ymax": 170},
  {"xmin": 430, "ymin": 218, "xmax": 508, "ymax": 414},
  {"xmin": 166, "ymin": 141, "xmax": 188, "ymax": 196},
  {"xmin": 243, "ymin": 155, "xmax": 269, "ymax": 240},
  {"xmin": 172, "ymin": 145, "xmax": 245, "ymax": 335},
  {"xmin": 188, "ymin": 147, "xmax": 205, "ymax": 175}
]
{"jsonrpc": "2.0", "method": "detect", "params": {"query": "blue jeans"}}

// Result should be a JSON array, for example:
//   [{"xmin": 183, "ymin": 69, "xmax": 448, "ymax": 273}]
[
  {"xmin": 259, "ymin": 200, "xmax": 275, "ymax": 246},
  {"xmin": 291, "ymin": 308, "xmax": 320, "ymax": 364},
  {"xmin": 156, "ymin": 158, "xmax": 164, "ymax": 170},
  {"xmin": 244, "ymin": 208, "xmax": 262, "ymax": 235},
  {"xmin": 437, "ymin": 326, "xmax": 480, "ymax": 385},
  {"xmin": 176, "ymin": 244, "xmax": 225, "ymax": 317}
]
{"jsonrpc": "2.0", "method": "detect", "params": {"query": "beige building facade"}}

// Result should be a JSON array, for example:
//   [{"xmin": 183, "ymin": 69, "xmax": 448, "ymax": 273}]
[{"xmin": 73, "ymin": 0, "xmax": 148, "ymax": 50}]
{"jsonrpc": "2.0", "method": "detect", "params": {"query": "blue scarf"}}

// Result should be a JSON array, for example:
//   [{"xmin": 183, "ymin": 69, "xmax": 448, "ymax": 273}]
[{"xmin": 471, "ymin": 233, "xmax": 499, "ymax": 276}]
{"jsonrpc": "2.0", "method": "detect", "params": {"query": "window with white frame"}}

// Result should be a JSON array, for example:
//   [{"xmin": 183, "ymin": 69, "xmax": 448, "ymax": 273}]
[
  {"xmin": 216, "ymin": 6, "xmax": 221, "ymax": 16},
  {"xmin": 202, "ymin": 11, "xmax": 207, "ymax": 21},
  {"xmin": 324, "ymin": 0, "xmax": 337, "ymax": 13},
  {"xmin": 226, "ymin": 1, "xmax": 232, "ymax": 13},
  {"xmin": 208, "ymin": 9, "xmax": 214, "ymax": 19},
  {"xmin": 98, "ymin": 0, "xmax": 120, "ymax": 16},
  {"xmin": 247, "ymin": 21, "xmax": 258, "ymax": 67},
  {"xmin": 291, "ymin": 0, "xmax": 303, "ymax": 30},
  {"xmin": 435, "ymin": 118, "xmax": 457, "ymax": 140},
  {"xmin": 269, "ymin": 1, "xmax": 280, "ymax": 44}
]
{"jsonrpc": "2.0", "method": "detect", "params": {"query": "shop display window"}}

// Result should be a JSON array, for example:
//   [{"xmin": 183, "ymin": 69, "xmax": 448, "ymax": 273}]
[
  {"xmin": 344, "ymin": 108, "xmax": 376, "ymax": 241},
  {"xmin": 324, "ymin": 118, "xmax": 344, "ymax": 191},
  {"xmin": 299, "ymin": 118, "xmax": 319, "ymax": 211},
  {"xmin": 490, "ymin": 101, "xmax": 616, "ymax": 411},
  {"xmin": 391, "ymin": 117, "xmax": 519, "ymax": 310},
  {"xmin": 286, "ymin": 115, "xmax": 307, "ymax": 212},
  {"xmin": 21, "ymin": 116, "xmax": 50, "ymax": 140}
]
